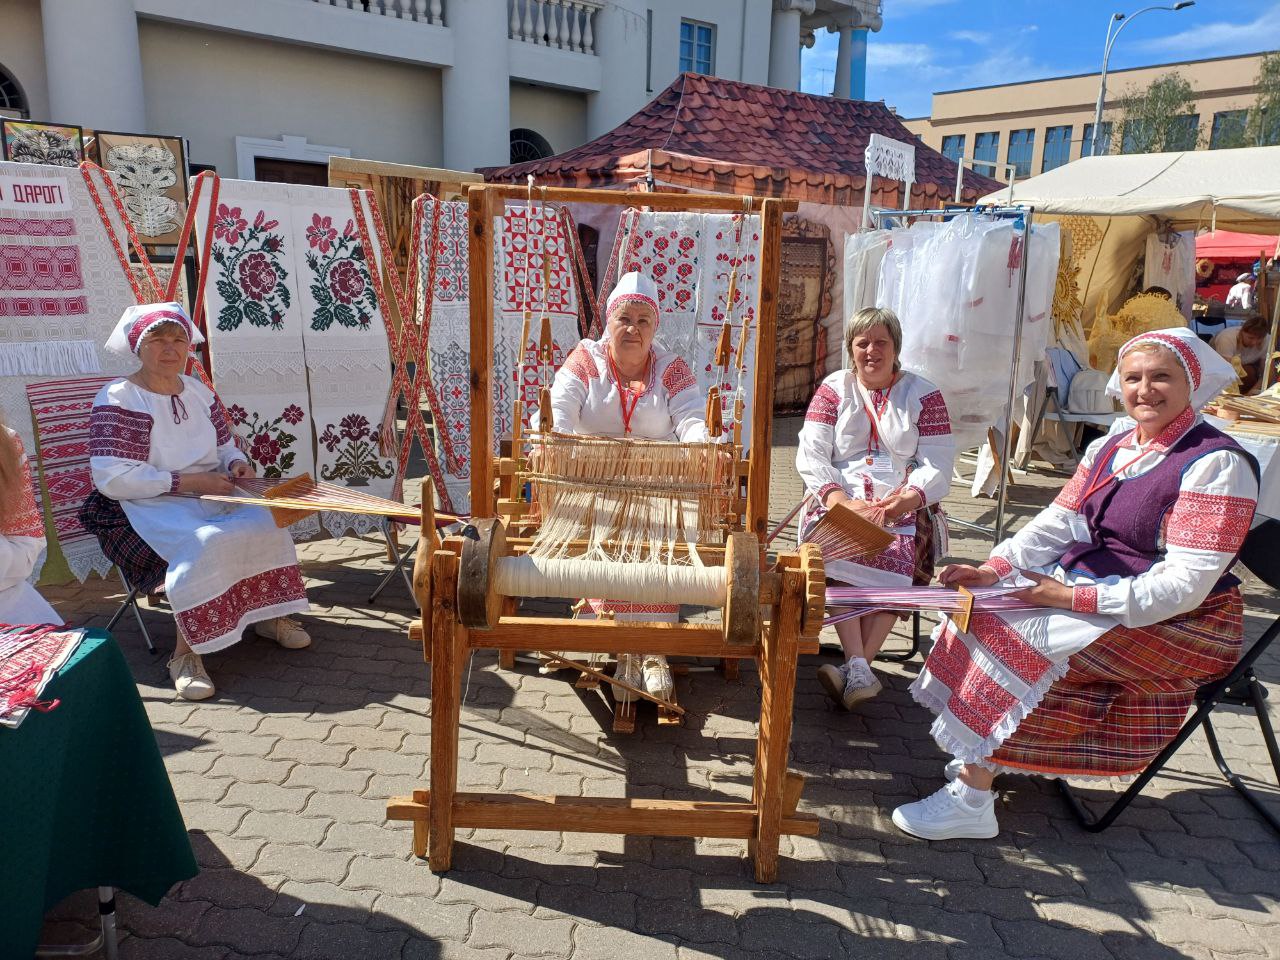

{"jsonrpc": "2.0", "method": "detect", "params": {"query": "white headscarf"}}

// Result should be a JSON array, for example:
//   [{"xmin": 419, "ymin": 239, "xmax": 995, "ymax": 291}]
[
  {"xmin": 1106, "ymin": 326, "xmax": 1238, "ymax": 413},
  {"xmin": 104, "ymin": 302, "xmax": 204, "ymax": 360},
  {"xmin": 604, "ymin": 272, "xmax": 660, "ymax": 332}
]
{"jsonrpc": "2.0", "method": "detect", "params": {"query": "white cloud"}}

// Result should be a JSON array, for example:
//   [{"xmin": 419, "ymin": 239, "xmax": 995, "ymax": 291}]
[
  {"xmin": 1135, "ymin": 4, "xmax": 1280, "ymax": 55},
  {"xmin": 867, "ymin": 42, "xmax": 936, "ymax": 68}
]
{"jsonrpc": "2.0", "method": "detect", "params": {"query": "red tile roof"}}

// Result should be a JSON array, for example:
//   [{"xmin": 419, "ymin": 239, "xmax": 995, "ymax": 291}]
[{"xmin": 482, "ymin": 73, "xmax": 1003, "ymax": 206}]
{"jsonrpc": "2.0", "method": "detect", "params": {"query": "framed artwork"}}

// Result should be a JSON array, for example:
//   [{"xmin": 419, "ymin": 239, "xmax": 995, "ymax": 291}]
[
  {"xmin": 94, "ymin": 130, "xmax": 189, "ymax": 246},
  {"xmin": 0, "ymin": 119, "xmax": 84, "ymax": 167}
]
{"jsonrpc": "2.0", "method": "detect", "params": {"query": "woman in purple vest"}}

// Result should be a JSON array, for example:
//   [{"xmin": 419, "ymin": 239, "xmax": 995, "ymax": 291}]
[{"xmin": 893, "ymin": 327, "xmax": 1259, "ymax": 841}]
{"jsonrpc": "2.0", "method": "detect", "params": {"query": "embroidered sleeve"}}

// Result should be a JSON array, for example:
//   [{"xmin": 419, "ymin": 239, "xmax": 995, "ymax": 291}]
[
  {"xmin": 796, "ymin": 381, "xmax": 848, "ymax": 502},
  {"xmin": 664, "ymin": 358, "xmax": 709, "ymax": 442},
  {"xmin": 1093, "ymin": 449, "xmax": 1259, "ymax": 628},
  {"xmin": 908, "ymin": 484, "xmax": 928, "ymax": 509},
  {"xmin": 545, "ymin": 346, "xmax": 589, "ymax": 434},
  {"xmin": 906, "ymin": 386, "xmax": 955, "ymax": 508},
  {"xmin": 983, "ymin": 556, "xmax": 1014, "ymax": 581},
  {"xmin": 1071, "ymin": 585, "xmax": 1098, "ymax": 614},
  {"xmin": 987, "ymin": 426, "xmax": 1118, "ymax": 574},
  {"xmin": 88, "ymin": 402, "xmax": 175, "ymax": 501},
  {"xmin": 562, "ymin": 343, "xmax": 598, "ymax": 387}
]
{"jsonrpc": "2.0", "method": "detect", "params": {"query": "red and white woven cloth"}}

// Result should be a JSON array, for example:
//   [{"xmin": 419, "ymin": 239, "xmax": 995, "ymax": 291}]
[
  {"xmin": 25, "ymin": 376, "xmax": 117, "ymax": 581},
  {"xmin": 0, "ymin": 623, "xmax": 84, "ymax": 729}
]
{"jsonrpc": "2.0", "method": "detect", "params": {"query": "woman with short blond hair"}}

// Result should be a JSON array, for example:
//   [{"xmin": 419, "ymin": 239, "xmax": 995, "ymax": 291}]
[{"xmin": 796, "ymin": 306, "xmax": 955, "ymax": 710}]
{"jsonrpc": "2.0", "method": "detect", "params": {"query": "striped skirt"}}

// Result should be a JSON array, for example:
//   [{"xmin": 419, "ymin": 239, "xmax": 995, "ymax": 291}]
[{"xmin": 989, "ymin": 589, "xmax": 1244, "ymax": 778}]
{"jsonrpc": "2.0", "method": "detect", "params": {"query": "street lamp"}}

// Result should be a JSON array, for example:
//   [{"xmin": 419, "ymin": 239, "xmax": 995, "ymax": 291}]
[{"xmin": 1089, "ymin": 2, "xmax": 1195, "ymax": 158}]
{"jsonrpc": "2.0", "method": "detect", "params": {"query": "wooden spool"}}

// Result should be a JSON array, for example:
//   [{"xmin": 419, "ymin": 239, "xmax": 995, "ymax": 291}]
[
  {"xmin": 722, "ymin": 530, "xmax": 760, "ymax": 646},
  {"xmin": 457, "ymin": 518, "xmax": 506, "ymax": 629}
]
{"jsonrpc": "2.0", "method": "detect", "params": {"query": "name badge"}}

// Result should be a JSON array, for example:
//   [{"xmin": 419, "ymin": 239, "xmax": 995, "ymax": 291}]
[
  {"xmin": 863, "ymin": 451, "xmax": 893, "ymax": 475},
  {"xmin": 1067, "ymin": 512, "xmax": 1091, "ymax": 543}
]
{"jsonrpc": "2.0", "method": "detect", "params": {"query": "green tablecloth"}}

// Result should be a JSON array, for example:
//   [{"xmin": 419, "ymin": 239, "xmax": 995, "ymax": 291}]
[{"xmin": 0, "ymin": 631, "xmax": 197, "ymax": 959}]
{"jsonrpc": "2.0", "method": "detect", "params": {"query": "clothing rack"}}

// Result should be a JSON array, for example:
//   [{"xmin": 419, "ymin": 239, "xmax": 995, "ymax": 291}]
[{"xmin": 867, "ymin": 203, "xmax": 1037, "ymax": 542}]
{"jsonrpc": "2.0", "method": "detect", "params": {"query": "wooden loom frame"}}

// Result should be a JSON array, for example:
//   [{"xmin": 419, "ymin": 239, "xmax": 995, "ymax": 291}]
[{"xmin": 387, "ymin": 185, "xmax": 825, "ymax": 883}]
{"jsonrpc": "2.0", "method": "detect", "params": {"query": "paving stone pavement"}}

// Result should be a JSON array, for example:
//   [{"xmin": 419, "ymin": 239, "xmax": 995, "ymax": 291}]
[{"xmin": 35, "ymin": 417, "xmax": 1280, "ymax": 960}]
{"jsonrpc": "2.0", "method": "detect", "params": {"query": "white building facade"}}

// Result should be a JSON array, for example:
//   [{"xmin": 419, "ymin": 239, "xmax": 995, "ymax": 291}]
[{"xmin": 0, "ymin": 0, "xmax": 882, "ymax": 176}]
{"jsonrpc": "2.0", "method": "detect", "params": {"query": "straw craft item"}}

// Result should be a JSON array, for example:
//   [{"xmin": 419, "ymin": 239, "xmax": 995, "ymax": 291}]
[{"xmin": 803, "ymin": 501, "xmax": 895, "ymax": 563}]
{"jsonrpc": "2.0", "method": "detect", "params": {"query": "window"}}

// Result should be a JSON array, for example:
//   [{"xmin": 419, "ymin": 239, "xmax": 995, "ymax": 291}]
[
  {"xmin": 973, "ymin": 131, "xmax": 999, "ymax": 172},
  {"xmin": 0, "ymin": 64, "xmax": 26, "ymax": 117},
  {"xmin": 1006, "ymin": 128, "xmax": 1035, "ymax": 178},
  {"xmin": 1165, "ymin": 114, "xmax": 1199, "ymax": 151},
  {"xmin": 1081, "ymin": 121, "xmax": 1112, "ymax": 157},
  {"xmin": 1121, "ymin": 120, "xmax": 1151, "ymax": 154},
  {"xmin": 679, "ymin": 20, "xmax": 715, "ymax": 75},
  {"xmin": 1041, "ymin": 125, "xmax": 1072, "ymax": 172},
  {"xmin": 510, "ymin": 128, "xmax": 554, "ymax": 164},
  {"xmin": 1211, "ymin": 110, "xmax": 1248, "ymax": 149},
  {"xmin": 941, "ymin": 134, "xmax": 966, "ymax": 163}
]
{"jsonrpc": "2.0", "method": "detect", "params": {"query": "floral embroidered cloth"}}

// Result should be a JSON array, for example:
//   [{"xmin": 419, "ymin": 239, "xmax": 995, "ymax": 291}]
[
  {"xmin": 0, "ymin": 624, "xmax": 84, "ymax": 729},
  {"xmin": 194, "ymin": 180, "xmax": 397, "ymax": 540}
]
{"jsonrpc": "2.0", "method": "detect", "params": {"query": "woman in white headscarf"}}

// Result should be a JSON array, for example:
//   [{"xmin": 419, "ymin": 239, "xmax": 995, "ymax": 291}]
[
  {"xmin": 544, "ymin": 271, "xmax": 709, "ymax": 703},
  {"xmin": 893, "ymin": 327, "xmax": 1259, "ymax": 841},
  {"xmin": 88, "ymin": 303, "xmax": 310, "ymax": 701}
]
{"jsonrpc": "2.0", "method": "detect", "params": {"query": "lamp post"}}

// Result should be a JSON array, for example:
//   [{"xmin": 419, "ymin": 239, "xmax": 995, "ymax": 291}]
[{"xmin": 1089, "ymin": 2, "xmax": 1195, "ymax": 158}]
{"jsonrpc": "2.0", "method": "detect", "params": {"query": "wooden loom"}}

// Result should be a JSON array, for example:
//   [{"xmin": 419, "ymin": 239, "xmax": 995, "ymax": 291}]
[{"xmin": 387, "ymin": 185, "xmax": 826, "ymax": 883}]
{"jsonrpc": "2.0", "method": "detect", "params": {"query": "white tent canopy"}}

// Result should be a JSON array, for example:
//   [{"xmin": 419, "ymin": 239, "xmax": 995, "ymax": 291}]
[
  {"xmin": 978, "ymin": 146, "xmax": 1280, "ymax": 322},
  {"xmin": 980, "ymin": 145, "xmax": 1280, "ymax": 233}
]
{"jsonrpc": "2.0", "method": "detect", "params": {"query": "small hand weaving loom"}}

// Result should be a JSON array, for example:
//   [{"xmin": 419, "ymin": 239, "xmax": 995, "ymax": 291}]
[
  {"xmin": 387, "ymin": 185, "xmax": 823, "ymax": 884},
  {"xmin": 200, "ymin": 474, "xmax": 461, "ymax": 528}
]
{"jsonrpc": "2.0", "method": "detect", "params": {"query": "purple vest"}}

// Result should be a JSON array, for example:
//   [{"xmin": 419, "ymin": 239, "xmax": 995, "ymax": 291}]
[{"xmin": 1059, "ymin": 421, "xmax": 1257, "ymax": 589}]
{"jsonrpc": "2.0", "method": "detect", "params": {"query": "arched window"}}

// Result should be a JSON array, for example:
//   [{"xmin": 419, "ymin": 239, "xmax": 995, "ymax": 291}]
[
  {"xmin": 510, "ymin": 128, "xmax": 554, "ymax": 164},
  {"xmin": 0, "ymin": 64, "xmax": 28, "ymax": 117}
]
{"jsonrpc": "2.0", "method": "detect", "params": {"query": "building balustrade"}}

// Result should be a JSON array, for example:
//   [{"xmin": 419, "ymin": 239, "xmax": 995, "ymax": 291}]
[
  {"xmin": 508, "ymin": 0, "xmax": 601, "ymax": 55},
  {"xmin": 311, "ymin": 0, "xmax": 445, "ymax": 27}
]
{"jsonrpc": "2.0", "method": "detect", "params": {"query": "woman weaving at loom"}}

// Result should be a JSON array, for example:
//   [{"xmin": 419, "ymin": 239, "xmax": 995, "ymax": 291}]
[
  {"xmin": 86, "ymin": 304, "xmax": 311, "ymax": 701},
  {"xmin": 0, "ymin": 410, "xmax": 61, "ymax": 625},
  {"xmin": 543, "ymin": 271, "xmax": 709, "ymax": 703},
  {"xmin": 797, "ymin": 307, "xmax": 955, "ymax": 710},
  {"xmin": 892, "ymin": 327, "xmax": 1258, "ymax": 840}
]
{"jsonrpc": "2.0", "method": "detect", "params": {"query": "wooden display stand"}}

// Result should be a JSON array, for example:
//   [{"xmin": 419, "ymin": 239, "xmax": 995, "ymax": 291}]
[{"xmin": 387, "ymin": 185, "xmax": 824, "ymax": 883}]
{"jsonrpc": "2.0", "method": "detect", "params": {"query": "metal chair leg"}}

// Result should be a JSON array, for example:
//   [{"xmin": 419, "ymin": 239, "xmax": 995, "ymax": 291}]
[
  {"xmin": 35, "ymin": 887, "xmax": 116, "ymax": 958},
  {"xmin": 1202, "ymin": 681, "xmax": 1280, "ymax": 836},
  {"xmin": 1058, "ymin": 698, "xmax": 1218, "ymax": 832},
  {"xmin": 368, "ymin": 519, "xmax": 418, "ymax": 609},
  {"xmin": 107, "ymin": 571, "xmax": 157, "ymax": 654},
  {"xmin": 876, "ymin": 610, "xmax": 923, "ymax": 663}
]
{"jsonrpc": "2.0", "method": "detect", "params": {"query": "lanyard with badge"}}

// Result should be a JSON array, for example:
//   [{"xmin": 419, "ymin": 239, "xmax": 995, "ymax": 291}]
[
  {"xmin": 856, "ymin": 380, "xmax": 895, "ymax": 475},
  {"xmin": 1067, "ymin": 430, "xmax": 1155, "ymax": 540},
  {"xmin": 606, "ymin": 350, "xmax": 649, "ymax": 436}
]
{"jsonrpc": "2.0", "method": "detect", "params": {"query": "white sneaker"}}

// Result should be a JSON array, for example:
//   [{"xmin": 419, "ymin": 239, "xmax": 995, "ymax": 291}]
[
  {"xmin": 613, "ymin": 653, "xmax": 643, "ymax": 704},
  {"xmin": 944, "ymin": 758, "xmax": 964, "ymax": 782},
  {"xmin": 642, "ymin": 654, "xmax": 673, "ymax": 701},
  {"xmin": 254, "ymin": 616, "xmax": 311, "ymax": 649},
  {"xmin": 840, "ymin": 659, "xmax": 882, "ymax": 710},
  {"xmin": 892, "ymin": 782, "xmax": 999, "ymax": 840},
  {"xmin": 169, "ymin": 652, "xmax": 215, "ymax": 701},
  {"xmin": 816, "ymin": 662, "xmax": 848, "ymax": 705}
]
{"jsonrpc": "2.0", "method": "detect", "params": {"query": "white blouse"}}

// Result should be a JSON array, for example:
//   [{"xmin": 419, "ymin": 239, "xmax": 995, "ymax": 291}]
[
  {"xmin": 90, "ymin": 376, "xmax": 247, "ymax": 500},
  {"xmin": 0, "ymin": 430, "xmax": 45, "ymax": 591},
  {"xmin": 796, "ymin": 369, "xmax": 955, "ymax": 510},
  {"xmin": 547, "ymin": 338, "xmax": 708, "ymax": 442},
  {"xmin": 985, "ymin": 410, "xmax": 1259, "ymax": 628}
]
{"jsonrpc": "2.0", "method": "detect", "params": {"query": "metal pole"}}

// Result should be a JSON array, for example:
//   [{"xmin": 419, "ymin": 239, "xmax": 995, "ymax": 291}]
[
  {"xmin": 1264, "ymin": 267, "xmax": 1280, "ymax": 391},
  {"xmin": 994, "ymin": 207, "xmax": 1035, "ymax": 543},
  {"xmin": 1090, "ymin": 5, "xmax": 1196, "ymax": 157}
]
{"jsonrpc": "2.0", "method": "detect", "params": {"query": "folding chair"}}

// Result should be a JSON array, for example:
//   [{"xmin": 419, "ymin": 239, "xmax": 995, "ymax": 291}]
[
  {"xmin": 35, "ymin": 887, "xmax": 119, "ymax": 959},
  {"xmin": 103, "ymin": 569, "xmax": 158, "ymax": 655},
  {"xmin": 1059, "ymin": 519, "xmax": 1280, "ymax": 835},
  {"xmin": 367, "ymin": 517, "xmax": 417, "ymax": 610}
]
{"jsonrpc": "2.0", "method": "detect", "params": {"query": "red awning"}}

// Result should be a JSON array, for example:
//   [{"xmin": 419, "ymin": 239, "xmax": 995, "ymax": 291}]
[{"xmin": 1196, "ymin": 230, "xmax": 1280, "ymax": 259}]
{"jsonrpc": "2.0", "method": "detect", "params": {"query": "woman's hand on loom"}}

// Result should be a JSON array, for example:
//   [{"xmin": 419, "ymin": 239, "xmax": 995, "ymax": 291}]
[
  {"xmin": 228, "ymin": 460, "xmax": 254, "ymax": 479},
  {"xmin": 937, "ymin": 563, "xmax": 999, "ymax": 589},
  {"xmin": 1010, "ymin": 570, "xmax": 1075, "ymax": 610},
  {"xmin": 822, "ymin": 488, "xmax": 853, "ymax": 509},
  {"xmin": 877, "ymin": 489, "xmax": 923, "ymax": 521},
  {"xmin": 178, "ymin": 472, "xmax": 236, "ymax": 496}
]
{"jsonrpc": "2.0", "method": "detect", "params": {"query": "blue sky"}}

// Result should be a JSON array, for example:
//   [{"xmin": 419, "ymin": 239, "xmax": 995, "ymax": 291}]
[{"xmin": 800, "ymin": 0, "xmax": 1280, "ymax": 118}]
